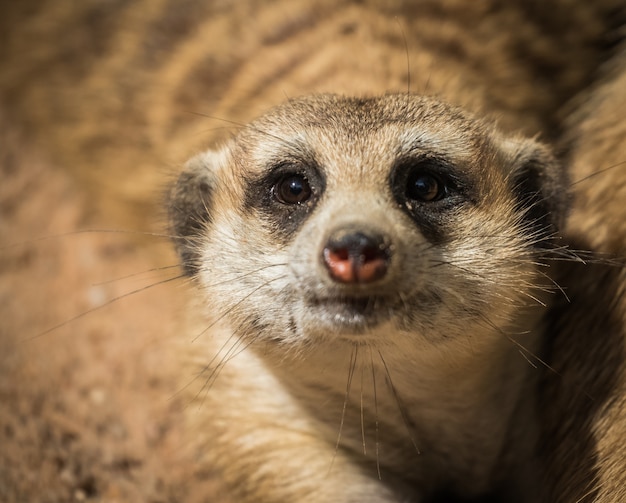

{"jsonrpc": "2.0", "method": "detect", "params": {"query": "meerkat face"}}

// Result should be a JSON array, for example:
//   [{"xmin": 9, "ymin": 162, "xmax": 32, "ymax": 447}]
[{"xmin": 170, "ymin": 94, "xmax": 566, "ymax": 350}]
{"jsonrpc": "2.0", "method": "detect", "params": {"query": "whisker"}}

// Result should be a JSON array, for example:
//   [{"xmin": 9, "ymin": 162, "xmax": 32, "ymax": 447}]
[
  {"xmin": 360, "ymin": 355, "xmax": 367, "ymax": 456},
  {"xmin": 377, "ymin": 349, "xmax": 420, "ymax": 455},
  {"xmin": 574, "ymin": 478, "xmax": 606, "ymax": 503},
  {"xmin": 171, "ymin": 328, "xmax": 241, "ymax": 404},
  {"xmin": 201, "ymin": 262, "xmax": 288, "ymax": 290},
  {"xmin": 518, "ymin": 349, "xmax": 539, "ymax": 369},
  {"xmin": 178, "ymin": 274, "xmax": 289, "ymax": 407},
  {"xmin": 195, "ymin": 329, "xmax": 251, "ymax": 408},
  {"xmin": 394, "ymin": 17, "xmax": 411, "ymax": 95},
  {"xmin": 369, "ymin": 346, "xmax": 382, "ymax": 480},
  {"xmin": 187, "ymin": 110, "xmax": 247, "ymax": 129},
  {"xmin": 569, "ymin": 160, "xmax": 626, "ymax": 187},
  {"xmin": 2, "ymin": 228, "xmax": 177, "ymax": 249},
  {"xmin": 92, "ymin": 264, "xmax": 181, "ymax": 286},
  {"xmin": 521, "ymin": 291, "xmax": 547, "ymax": 308},
  {"xmin": 536, "ymin": 269, "xmax": 570, "ymax": 303},
  {"xmin": 191, "ymin": 274, "xmax": 289, "ymax": 343},
  {"xmin": 219, "ymin": 321, "xmax": 263, "ymax": 365},
  {"xmin": 432, "ymin": 260, "xmax": 530, "ymax": 306},
  {"xmin": 476, "ymin": 311, "xmax": 594, "ymax": 401},
  {"xmin": 188, "ymin": 110, "xmax": 298, "ymax": 149},
  {"xmin": 330, "ymin": 343, "xmax": 359, "ymax": 474},
  {"xmin": 23, "ymin": 274, "xmax": 185, "ymax": 342}
]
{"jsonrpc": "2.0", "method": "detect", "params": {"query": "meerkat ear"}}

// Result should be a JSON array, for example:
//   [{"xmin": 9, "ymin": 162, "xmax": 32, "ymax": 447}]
[
  {"xmin": 168, "ymin": 150, "xmax": 222, "ymax": 276},
  {"xmin": 502, "ymin": 137, "xmax": 569, "ymax": 243}
]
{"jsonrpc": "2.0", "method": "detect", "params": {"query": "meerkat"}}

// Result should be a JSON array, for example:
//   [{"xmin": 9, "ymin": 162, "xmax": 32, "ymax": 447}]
[
  {"xmin": 168, "ymin": 94, "xmax": 568, "ymax": 502},
  {"xmin": 1, "ymin": 1, "xmax": 626, "ymax": 501}
]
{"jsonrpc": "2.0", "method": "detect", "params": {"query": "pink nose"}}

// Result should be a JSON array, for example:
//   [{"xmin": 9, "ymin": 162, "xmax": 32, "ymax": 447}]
[{"xmin": 322, "ymin": 231, "xmax": 390, "ymax": 284}]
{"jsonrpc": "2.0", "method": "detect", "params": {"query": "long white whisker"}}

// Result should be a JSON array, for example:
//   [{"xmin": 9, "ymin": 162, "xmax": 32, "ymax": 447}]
[
  {"xmin": 369, "ymin": 346, "xmax": 382, "ymax": 480},
  {"xmin": 23, "ymin": 274, "xmax": 185, "ymax": 342},
  {"xmin": 329, "ymin": 343, "xmax": 359, "ymax": 475},
  {"xmin": 2, "ymin": 228, "xmax": 177, "ymax": 249},
  {"xmin": 92, "ymin": 264, "xmax": 181, "ymax": 286},
  {"xmin": 377, "ymin": 349, "xmax": 420, "ymax": 455},
  {"xmin": 191, "ymin": 274, "xmax": 289, "ymax": 342}
]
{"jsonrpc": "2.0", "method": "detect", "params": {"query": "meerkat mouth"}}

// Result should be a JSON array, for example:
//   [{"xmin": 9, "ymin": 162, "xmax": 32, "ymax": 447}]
[{"xmin": 307, "ymin": 294, "xmax": 394, "ymax": 332}]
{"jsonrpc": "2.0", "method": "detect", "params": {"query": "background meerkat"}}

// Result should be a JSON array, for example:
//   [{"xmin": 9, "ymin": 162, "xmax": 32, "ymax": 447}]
[
  {"xmin": 1, "ymin": 1, "xmax": 626, "ymax": 501},
  {"xmin": 536, "ymin": 43, "xmax": 626, "ymax": 503}
]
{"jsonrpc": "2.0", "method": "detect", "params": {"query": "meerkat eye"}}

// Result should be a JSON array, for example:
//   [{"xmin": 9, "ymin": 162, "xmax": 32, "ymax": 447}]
[
  {"xmin": 273, "ymin": 174, "xmax": 312, "ymax": 205},
  {"xmin": 406, "ymin": 169, "xmax": 447, "ymax": 202}
]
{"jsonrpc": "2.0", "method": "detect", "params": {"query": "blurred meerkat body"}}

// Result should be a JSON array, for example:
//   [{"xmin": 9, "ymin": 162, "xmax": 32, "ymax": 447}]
[{"xmin": 536, "ymin": 45, "xmax": 626, "ymax": 503}]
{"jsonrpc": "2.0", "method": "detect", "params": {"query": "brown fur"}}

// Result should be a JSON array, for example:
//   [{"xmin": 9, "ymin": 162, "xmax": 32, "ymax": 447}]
[{"xmin": 537, "ymin": 45, "xmax": 626, "ymax": 503}]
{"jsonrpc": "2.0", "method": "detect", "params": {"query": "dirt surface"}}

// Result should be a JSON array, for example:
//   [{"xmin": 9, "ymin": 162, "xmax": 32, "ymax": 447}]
[{"xmin": 0, "ymin": 122, "xmax": 229, "ymax": 502}]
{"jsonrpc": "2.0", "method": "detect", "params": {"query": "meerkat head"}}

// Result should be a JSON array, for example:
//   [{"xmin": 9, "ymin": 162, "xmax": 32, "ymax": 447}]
[{"xmin": 169, "ymin": 94, "xmax": 567, "ymax": 352}]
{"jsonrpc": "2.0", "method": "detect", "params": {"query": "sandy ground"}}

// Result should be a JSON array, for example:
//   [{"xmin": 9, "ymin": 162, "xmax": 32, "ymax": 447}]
[{"xmin": 0, "ymin": 121, "xmax": 229, "ymax": 501}]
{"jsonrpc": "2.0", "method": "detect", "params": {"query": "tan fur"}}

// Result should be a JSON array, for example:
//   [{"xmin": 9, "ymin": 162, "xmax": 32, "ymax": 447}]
[{"xmin": 1, "ymin": 1, "xmax": 626, "ymax": 502}]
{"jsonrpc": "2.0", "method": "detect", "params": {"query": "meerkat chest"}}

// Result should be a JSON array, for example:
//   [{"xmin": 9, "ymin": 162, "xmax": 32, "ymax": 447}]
[{"xmin": 260, "ymin": 332, "xmax": 536, "ymax": 493}]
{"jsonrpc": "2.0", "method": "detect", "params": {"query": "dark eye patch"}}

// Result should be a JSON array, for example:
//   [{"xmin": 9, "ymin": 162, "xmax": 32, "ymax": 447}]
[
  {"xmin": 390, "ymin": 156, "xmax": 471, "ymax": 243},
  {"xmin": 392, "ymin": 156, "xmax": 466, "ymax": 205},
  {"xmin": 244, "ymin": 159, "xmax": 324, "ymax": 240}
]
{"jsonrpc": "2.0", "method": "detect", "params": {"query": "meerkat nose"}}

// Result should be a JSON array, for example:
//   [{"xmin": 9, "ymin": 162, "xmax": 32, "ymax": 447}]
[{"xmin": 322, "ymin": 230, "xmax": 391, "ymax": 284}]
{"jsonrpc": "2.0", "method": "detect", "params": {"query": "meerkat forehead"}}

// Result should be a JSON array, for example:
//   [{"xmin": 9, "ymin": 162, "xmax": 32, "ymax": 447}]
[
  {"xmin": 236, "ymin": 94, "xmax": 490, "ymax": 179},
  {"xmin": 222, "ymin": 94, "xmax": 516, "ymax": 229}
]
